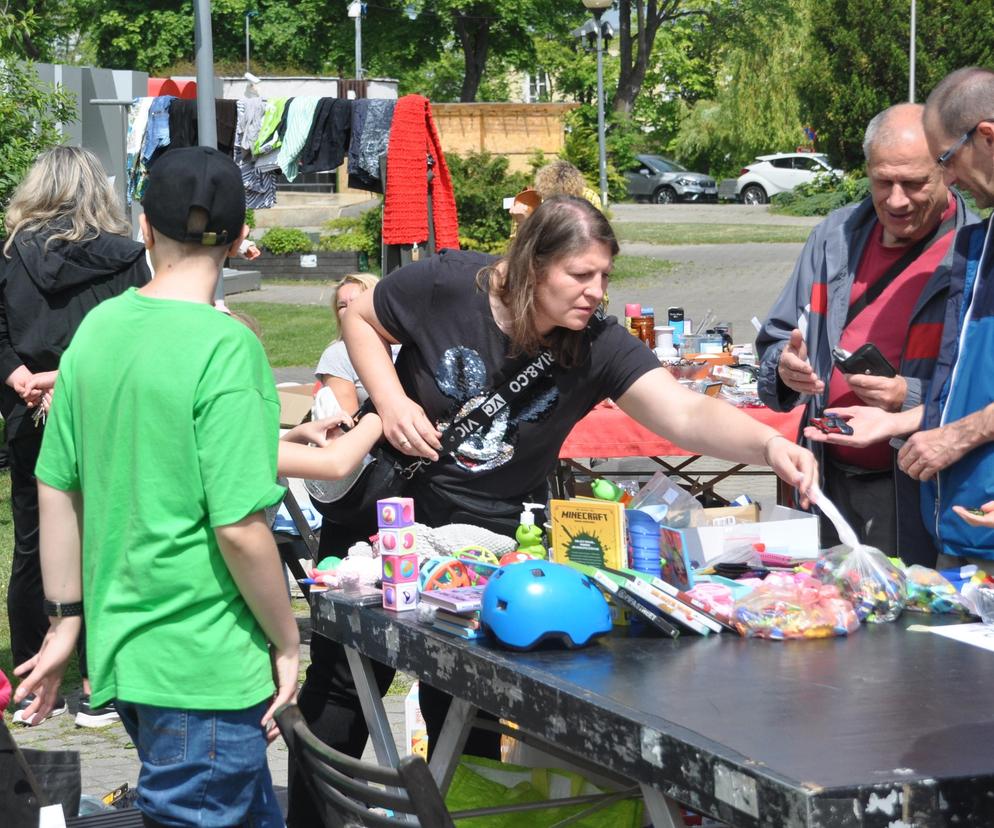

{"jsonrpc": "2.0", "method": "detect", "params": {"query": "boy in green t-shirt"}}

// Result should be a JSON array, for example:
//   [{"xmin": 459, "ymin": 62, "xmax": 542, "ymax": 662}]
[{"xmin": 14, "ymin": 146, "xmax": 307, "ymax": 826}]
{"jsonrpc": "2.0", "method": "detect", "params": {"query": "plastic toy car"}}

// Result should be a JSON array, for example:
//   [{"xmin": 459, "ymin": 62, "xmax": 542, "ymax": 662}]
[{"xmin": 808, "ymin": 414, "xmax": 854, "ymax": 436}]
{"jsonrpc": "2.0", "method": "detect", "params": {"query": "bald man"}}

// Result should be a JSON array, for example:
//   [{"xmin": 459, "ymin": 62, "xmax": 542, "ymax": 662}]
[{"xmin": 757, "ymin": 103, "xmax": 977, "ymax": 564}]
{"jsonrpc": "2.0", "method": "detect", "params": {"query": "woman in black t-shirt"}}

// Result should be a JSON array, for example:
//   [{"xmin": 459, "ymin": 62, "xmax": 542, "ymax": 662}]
[{"xmin": 288, "ymin": 196, "xmax": 817, "ymax": 825}]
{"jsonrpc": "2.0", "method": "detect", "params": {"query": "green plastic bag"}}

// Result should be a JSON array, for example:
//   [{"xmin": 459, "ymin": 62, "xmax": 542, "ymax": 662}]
[{"xmin": 445, "ymin": 755, "xmax": 643, "ymax": 828}]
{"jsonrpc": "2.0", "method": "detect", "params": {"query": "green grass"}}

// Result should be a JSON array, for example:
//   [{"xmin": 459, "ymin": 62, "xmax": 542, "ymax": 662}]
[
  {"xmin": 614, "ymin": 222, "xmax": 813, "ymax": 245},
  {"xmin": 611, "ymin": 254, "xmax": 676, "ymax": 283},
  {"xmin": 227, "ymin": 302, "xmax": 337, "ymax": 368}
]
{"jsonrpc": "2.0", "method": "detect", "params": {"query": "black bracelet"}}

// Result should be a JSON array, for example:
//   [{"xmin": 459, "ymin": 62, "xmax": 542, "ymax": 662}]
[{"xmin": 43, "ymin": 599, "xmax": 83, "ymax": 618}]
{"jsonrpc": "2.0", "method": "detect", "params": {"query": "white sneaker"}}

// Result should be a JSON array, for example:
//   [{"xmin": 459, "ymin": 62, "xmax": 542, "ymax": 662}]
[{"xmin": 12, "ymin": 694, "xmax": 68, "ymax": 725}]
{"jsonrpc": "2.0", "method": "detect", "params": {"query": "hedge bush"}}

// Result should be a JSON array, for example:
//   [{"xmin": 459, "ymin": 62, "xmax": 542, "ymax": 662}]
[
  {"xmin": 771, "ymin": 171, "xmax": 869, "ymax": 216},
  {"xmin": 258, "ymin": 227, "xmax": 314, "ymax": 255}
]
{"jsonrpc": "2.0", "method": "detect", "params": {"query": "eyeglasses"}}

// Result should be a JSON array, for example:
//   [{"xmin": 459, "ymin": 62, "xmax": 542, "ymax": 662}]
[{"xmin": 937, "ymin": 119, "xmax": 994, "ymax": 168}]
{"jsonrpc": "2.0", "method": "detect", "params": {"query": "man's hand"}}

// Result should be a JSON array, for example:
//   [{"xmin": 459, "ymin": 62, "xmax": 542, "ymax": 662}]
[
  {"xmin": 953, "ymin": 501, "xmax": 994, "ymax": 528},
  {"xmin": 13, "ymin": 618, "xmax": 81, "ymax": 725},
  {"xmin": 899, "ymin": 425, "xmax": 971, "ymax": 481},
  {"xmin": 764, "ymin": 436, "xmax": 818, "ymax": 508},
  {"xmin": 777, "ymin": 329, "xmax": 825, "ymax": 396},
  {"xmin": 261, "ymin": 644, "xmax": 299, "ymax": 744},
  {"xmin": 846, "ymin": 374, "xmax": 907, "ymax": 412},
  {"xmin": 22, "ymin": 370, "xmax": 58, "ymax": 407},
  {"xmin": 802, "ymin": 405, "xmax": 904, "ymax": 448}
]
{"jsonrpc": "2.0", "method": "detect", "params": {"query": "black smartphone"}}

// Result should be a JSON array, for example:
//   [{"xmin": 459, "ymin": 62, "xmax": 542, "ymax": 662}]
[{"xmin": 832, "ymin": 344, "xmax": 897, "ymax": 378}]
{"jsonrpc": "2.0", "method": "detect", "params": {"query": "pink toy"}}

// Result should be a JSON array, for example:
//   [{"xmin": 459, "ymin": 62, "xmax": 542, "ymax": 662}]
[
  {"xmin": 377, "ymin": 497, "xmax": 415, "ymax": 528},
  {"xmin": 383, "ymin": 581, "xmax": 419, "ymax": 611},
  {"xmin": 382, "ymin": 552, "xmax": 420, "ymax": 584},
  {"xmin": 379, "ymin": 526, "xmax": 417, "ymax": 553}
]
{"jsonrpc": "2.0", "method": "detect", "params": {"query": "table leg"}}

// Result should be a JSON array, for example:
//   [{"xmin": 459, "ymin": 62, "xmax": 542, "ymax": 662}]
[
  {"xmin": 344, "ymin": 645, "xmax": 401, "ymax": 768},
  {"xmin": 428, "ymin": 697, "xmax": 476, "ymax": 795},
  {"xmin": 639, "ymin": 784, "xmax": 688, "ymax": 828}
]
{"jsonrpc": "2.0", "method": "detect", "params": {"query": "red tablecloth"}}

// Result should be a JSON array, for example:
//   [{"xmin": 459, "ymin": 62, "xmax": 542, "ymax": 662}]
[{"xmin": 559, "ymin": 402, "xmax": 804, "ymax": 459}]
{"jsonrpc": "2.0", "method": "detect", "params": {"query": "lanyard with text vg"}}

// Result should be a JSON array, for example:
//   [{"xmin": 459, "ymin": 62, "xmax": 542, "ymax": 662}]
[{"xmin": 437, "ymin": 349, "xmax": 555, "ymax": 456}]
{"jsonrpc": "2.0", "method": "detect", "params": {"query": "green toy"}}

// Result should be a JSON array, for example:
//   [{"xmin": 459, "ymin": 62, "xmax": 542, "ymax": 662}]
[
  {"xmin": 515, "ymin": 502, "xmax": 547, "ymax": 558},
  {"xmin": 315, "ymin": 556, "xmax": 343, "ymax": 572}
]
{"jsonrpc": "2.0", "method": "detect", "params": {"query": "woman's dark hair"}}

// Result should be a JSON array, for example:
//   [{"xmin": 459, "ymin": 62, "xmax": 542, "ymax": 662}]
[{"xmin": 479, "ymin": 196, "xmax": 618, "ymax": 368}]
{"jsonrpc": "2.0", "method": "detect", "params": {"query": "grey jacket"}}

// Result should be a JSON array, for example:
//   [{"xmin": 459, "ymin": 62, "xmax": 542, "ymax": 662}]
[{"xmin": 755, "ymin": 194, "xmax": 976, "ymax": 564}]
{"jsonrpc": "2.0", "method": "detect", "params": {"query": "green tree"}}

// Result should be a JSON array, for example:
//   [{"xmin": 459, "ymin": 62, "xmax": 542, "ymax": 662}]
[
  {"xmin": 798, "ymin": 0, "xmax": 994, "ymax": 169},
  {"xmin": 674, "ymin": 5, "xmax": 808, "ymax": 175},
  {"xmin": 0, "ymin": 3, "xmax": 77, "ymax": 230}
]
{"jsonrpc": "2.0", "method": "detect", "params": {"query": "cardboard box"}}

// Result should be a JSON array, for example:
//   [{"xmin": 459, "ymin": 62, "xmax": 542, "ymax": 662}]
[
  {"xmin": 659, "ymin": 504, "xmax": 819, "ymax": 569},
  {"xmin": 277, "ymin": 383, "xmax": 313, "ymax": 428}
]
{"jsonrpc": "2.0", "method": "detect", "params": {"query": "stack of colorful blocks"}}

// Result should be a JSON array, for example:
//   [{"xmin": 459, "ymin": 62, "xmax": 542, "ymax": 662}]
[{"xmin": 378, "ymin": 497, "xmax": 419, "ymax": 611}]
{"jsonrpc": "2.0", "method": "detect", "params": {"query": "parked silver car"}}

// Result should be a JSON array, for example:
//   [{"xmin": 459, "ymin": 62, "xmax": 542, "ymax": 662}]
[{"xmin": 625, "ymin": 154, "xmax": 717, "ymax": 204}]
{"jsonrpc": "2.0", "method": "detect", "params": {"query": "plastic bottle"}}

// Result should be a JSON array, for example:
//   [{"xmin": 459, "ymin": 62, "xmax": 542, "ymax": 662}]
[{"xmin": 515, "ymin": 502, "xmax": 547, "ymax": 558}]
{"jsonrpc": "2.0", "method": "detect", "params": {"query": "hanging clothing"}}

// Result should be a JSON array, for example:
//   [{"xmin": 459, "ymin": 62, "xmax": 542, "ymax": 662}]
[
  {"xmin": 167, "ymin": 99, "xmax": 238, "ymax": 156},
  {"xmin": 383, "ymin": 95, "xmax": 459, "ymax": 250},
  {"xmin": 348, "ymin": 98, "xmax": 395, "ymax": 192},
  {"xmin": 234, "ymin": 99, "xmax": 278, "ymax": 210},
  {"xmin": 126, "ymin": 97, "xmax": 153, "ymax": 205},
  {"xmin": 298, "ymin": 98, "xmax": 352, "ymax": 176},
  {"xmin": 277, "ymin": 97, "xmax": 323, "ymax": 182}
]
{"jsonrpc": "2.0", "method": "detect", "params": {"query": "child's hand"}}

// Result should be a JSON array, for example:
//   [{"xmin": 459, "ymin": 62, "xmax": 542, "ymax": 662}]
[{"xmin": 282, "ymin": 414, "xmax": 354, "ymax": 446}]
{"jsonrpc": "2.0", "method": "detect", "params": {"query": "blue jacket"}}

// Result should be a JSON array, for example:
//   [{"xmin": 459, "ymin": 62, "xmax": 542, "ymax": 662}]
[{"xmin": 921, "ymin": 220, "xmax": 994, "ymax": 558}]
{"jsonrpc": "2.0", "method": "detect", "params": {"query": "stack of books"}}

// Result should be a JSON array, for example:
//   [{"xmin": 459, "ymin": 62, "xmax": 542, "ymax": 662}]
[{"xmin": 420, "ymin": 586, "xmax": 487, "ymax": 640}]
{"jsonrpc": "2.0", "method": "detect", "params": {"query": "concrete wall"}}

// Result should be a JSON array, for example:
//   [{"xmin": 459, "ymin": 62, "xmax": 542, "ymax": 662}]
[
  {"xmin": 218, "ymin": 76, "xmax": 398, "ymax": 100},
  {"xmin": 33, "ymin": 64, "xmax": 149, "ymax": 213}
]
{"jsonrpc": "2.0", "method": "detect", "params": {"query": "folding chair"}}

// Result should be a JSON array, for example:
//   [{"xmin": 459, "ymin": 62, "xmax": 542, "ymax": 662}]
[{"xmin": 276, "ymin": 703, "xmax": 455, "ymax": 827}]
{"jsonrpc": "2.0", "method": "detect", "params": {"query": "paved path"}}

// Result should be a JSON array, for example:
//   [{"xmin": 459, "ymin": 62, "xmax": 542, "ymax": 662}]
[{"xmin": 11, "ymin": 615, "xmax": 411, "ymax": 813}]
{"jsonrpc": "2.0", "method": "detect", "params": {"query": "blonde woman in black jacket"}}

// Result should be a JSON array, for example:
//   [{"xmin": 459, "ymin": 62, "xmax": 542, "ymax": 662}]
[{"xmin": 1, "ymin": 146, "xmax": 150, "ymax": 726}]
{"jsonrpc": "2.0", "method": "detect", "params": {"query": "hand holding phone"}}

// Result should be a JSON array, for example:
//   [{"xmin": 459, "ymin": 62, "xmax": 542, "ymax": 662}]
[{"xmin": 832, "ymin": 344, "xmax": 897, "ymax": 378}]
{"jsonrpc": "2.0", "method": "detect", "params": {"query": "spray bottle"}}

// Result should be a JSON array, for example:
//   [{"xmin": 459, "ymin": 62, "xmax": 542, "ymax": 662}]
[{"xmin": 515, "ymin": 502, "xmax": 547, "ymax": 558}]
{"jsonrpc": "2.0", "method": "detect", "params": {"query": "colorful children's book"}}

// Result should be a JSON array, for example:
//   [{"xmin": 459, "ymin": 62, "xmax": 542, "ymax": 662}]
[
  {"xmin": 657, "ymin": 525, "xmax": 697, "ymax": 591},
  {"xmin": 420, "ymin": 585, "xmax": 486, "ymax": 613},
  {"xmin": 435, "ymin": 609, "xmax": 481, "ymax": 629},
  {"xmin": 590, "ymin": 570, "xmax": 680, "ymax": 639},
  {"xmin": 549, "ymin": 498, "xmax": 626, "ymax": 570},
  {"xmin": 609, "ymin": 570, "xmax": 718, "ymax": 635},
  {"xmin": 433, "ymin": 618, "xmax": 486, "ymax": 640}
]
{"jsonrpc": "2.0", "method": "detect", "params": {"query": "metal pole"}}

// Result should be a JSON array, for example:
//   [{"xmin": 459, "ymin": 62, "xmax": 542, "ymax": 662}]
[
  {"xmin": 193, "ymin": 0, "xmax": 223, "ymax": 301},
  {"xmin": 594, "ymin": 11, "xmax": 608, "ymax": 208},
  {"xmin": 908, "ymin": 0, "xmax": 916, "ymax": 102},
  {"xmin": 355, "ymin": 8, "xmax": 363, "ymax": 79},
  {"xmin": 245, "ymin": 13, "xmax": 250, "ymax": 75}
]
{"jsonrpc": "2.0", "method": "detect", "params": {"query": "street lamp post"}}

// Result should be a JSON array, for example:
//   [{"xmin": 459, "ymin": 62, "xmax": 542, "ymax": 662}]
[
  {"xmin": 245, "ymin": 10, "xmax": 258, "ymax": 76},
  {"xmin": 908, "ymin": 0, "xmax": 916, "ymax": 102},
  {"xmin": 348, "ymin": 0, "xmax": 363, "ymax": 79},
  {"xmin": 582, "ymin": 0, "xmax": 612, "ymax": 209}
]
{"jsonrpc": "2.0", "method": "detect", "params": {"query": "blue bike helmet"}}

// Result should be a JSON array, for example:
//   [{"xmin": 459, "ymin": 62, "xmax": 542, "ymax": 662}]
[{"xmin": 480, "ymin": 561, "xmax": 612, "ymax": 650}]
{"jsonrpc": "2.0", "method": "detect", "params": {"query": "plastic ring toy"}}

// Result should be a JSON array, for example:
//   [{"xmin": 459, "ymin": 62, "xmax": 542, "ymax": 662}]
[
  {"xmin": 421, "ymin": 557, "xmax": 472, "ymax": 591},
  {"xmin": 454, "ymin": 545, "xmax": 500, "ymax": 566}
]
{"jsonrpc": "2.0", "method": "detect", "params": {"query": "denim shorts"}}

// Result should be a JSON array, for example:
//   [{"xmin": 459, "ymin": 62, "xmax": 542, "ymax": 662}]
[
  {"xmin": 116, "ymin": 699, "xmax": 283, "ymax": 827},
  {"xmin": 141, "ymin": 96, "xmax": 174, "ymax": 163}
]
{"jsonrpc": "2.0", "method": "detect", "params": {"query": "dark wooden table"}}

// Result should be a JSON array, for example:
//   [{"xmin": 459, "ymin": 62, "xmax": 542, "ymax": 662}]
[{"xmin": 312, "ymin": 590, "xmax": 994, "ymax": 827}]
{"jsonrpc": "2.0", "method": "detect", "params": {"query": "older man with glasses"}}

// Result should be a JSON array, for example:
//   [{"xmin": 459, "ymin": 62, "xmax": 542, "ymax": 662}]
[
  {"xmin": 803, "ymin": 67, "xmax": 994, "ymax": 570},
  {"xmin": 757, "ymin": 103, "xmax": 976, "ymax": 566}
]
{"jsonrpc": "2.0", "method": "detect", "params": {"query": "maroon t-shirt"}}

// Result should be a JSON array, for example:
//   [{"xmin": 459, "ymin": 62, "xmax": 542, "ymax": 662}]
[{"xmin": 827, "ymin": 198, "xmax": 956, "ymax": 469}]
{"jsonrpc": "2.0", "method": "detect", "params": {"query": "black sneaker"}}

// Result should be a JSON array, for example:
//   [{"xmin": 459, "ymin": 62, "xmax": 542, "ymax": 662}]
[
  {"xmin": 11, "ymin": 694, "xmax": 68, "ymax": 725},
  {"xmin": 75, "ymin": 695, "xmax": 120, "ymax": 728}
]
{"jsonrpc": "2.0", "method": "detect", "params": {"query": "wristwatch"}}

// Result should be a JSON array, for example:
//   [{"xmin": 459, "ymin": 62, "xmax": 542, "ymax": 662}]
[{"xmin": 43, "ymin": 599, "xmax": 84, "ymax": 618}]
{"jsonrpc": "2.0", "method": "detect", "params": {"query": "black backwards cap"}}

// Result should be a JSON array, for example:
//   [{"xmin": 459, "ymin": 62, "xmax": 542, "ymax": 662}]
[{"xmin": 141, "ymin": 146, "xmax": 245, "ymax": 247}]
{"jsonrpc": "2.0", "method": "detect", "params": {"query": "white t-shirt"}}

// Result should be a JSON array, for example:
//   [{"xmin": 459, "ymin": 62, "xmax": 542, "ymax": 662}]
[{"xmin": 314, "ymin": 340, "xmax": 402, "ymax": 405}]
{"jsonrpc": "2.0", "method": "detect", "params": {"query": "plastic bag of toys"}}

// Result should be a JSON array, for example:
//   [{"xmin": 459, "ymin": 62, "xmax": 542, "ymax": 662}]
[
  {"xmin": 813, "ymin": 544, "xmax": 906, "ymax": 623},
  {"xmin": 903, "ymin": 565, "xmax": 971, "ymax": 615},
  {"xmin": 732, "ymin": 573, "xmax": 860, "ymax": 640}
]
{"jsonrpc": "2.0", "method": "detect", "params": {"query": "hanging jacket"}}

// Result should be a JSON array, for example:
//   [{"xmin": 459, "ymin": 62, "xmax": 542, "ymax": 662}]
[
  {"xmin": 756, "ymin": 193, "xmax": 977, "ymax": 566},
  {"xmin": 0, "ymin": 230, "xmax": 151, "ymax": 439},
  {"xmin": 921, "ymin": 220, "xmax": 994, "ymax": 559}
]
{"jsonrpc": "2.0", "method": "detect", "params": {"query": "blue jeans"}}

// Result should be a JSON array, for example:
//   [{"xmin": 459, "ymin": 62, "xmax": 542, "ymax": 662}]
[{"xmin": 117, "ymin": 700, "xmax": 283, "ymax": 827}]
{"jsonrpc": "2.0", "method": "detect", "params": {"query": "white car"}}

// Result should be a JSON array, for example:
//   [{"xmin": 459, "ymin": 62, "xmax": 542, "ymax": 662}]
[{"xmin": 732, "ymin": 153, "xmax": 843, "ymax": 205}]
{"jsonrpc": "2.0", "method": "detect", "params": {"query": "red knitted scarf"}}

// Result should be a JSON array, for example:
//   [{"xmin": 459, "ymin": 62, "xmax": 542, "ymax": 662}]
[{"xmin": 383, "ymin": 95, "xmax": 460, "ymax": 250}]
